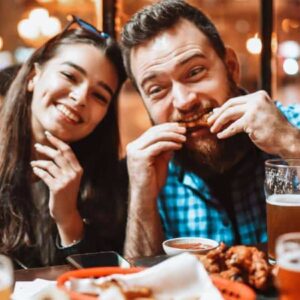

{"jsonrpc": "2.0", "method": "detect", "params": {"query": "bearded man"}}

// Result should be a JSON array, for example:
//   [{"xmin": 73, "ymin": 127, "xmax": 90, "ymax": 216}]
[{"xmin": 121, "ymin": 0, "xmax": 300, "ymax": 257}]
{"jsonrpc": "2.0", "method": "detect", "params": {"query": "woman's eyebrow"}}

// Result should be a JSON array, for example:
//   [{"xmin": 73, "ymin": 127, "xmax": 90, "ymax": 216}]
[
  {"xmin": 61, "ymin": 61, "xmax": 114, "ymax": 97},
  {"xmin": 62, "ymin": 61, "xmax": 86, "ymax": 75}
]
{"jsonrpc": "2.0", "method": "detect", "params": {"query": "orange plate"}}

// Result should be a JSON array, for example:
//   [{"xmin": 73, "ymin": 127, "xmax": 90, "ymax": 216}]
[{"xmin": 57, "ymin": 267, "xmax": 256, "ymax": 300}]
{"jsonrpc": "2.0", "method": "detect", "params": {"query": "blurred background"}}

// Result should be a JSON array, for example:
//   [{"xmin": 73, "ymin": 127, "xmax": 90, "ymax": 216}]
[{"xmin": 0, "ymin": 0, "xmax": 299, "ymax": 155}]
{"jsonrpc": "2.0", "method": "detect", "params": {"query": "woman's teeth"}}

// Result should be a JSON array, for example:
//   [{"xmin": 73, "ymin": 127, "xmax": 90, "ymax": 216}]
[{"xmin": 56, "ymin": 104, "xmax": 81, "ymax": 123}]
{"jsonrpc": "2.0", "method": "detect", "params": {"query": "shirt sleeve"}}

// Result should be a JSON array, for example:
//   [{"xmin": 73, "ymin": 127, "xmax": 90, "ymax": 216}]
[{"xmin": 275, "ymin": 101, "xmax": 300, "ymax": 128}]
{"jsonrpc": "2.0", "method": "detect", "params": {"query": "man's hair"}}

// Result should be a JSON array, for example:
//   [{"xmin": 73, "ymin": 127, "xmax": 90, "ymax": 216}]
[{"xmin": 121, "ymin": 0, "xmax": 226, "ymax": 85}]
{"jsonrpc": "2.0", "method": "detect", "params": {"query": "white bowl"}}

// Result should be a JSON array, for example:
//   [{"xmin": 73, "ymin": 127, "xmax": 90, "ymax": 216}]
[{"xmin": 162, "ymin": 237, "xmax": 219, "ymax": 255}]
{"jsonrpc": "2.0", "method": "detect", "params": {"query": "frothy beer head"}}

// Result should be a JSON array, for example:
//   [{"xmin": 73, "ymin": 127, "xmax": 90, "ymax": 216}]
[{"xmin": 267, "ymin": 194, "xmax": 300, "ymax": 206}]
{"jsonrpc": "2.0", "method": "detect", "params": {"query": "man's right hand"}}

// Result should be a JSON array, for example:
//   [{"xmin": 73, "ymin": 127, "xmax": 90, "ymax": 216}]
[
  {"xmin": 124, "ymin": 122, "xmax": 186, "ymax": 257},
  {"xmin": 126, "ymin": 122, "xmax": 186, "ymax": 200}
]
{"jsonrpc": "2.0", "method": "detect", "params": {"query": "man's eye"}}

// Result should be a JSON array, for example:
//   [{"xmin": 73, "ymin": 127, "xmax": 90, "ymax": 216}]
[
  {"xmin": 188, "ymin": 67, "xmax": 205, "ymax": 78},
  {"xmin": 149, "ymin": 86, "xmax": 163, "ymax": 95},
  {"xmin": 61, "ymin": 71, "xmax": 77, "ymax": 82}
]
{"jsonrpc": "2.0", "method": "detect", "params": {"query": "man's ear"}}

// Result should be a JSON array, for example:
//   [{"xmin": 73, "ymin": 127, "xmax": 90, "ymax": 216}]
[
  {"xmin": 27, "ymin": 63, "xmax": 41, "ymax": 92},
  {"xmin": 225, "ymin": 47, "xmax": 240, "ymax": 83}
]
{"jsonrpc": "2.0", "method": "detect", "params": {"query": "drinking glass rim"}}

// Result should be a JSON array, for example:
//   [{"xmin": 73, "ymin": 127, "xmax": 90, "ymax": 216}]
[{"xmin": 265, "ymin": 158, "xmax": 300, "ymax": 168}]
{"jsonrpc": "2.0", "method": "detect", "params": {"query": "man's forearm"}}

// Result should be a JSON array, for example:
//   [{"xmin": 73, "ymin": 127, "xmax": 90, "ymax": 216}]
[{"xmin": 124, "ymin": 189, "xmax": 165, "ymax": 258}]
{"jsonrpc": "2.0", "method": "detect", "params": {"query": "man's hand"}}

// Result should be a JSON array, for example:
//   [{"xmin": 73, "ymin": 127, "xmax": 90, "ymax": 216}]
[
  {"xmin": 31, "ymin": 131, "xmax": 84, "ymax": 245},
  {"xmin": 208, "ymin": 90, "xmax": 300, "ymax": 158},
  {"xmin": 126, "ymin": 122, "xmax": 186, "ymax": 198},
  {"xmin": 124, "ymin": 123, "xmax": 186, "ymax": 257}
]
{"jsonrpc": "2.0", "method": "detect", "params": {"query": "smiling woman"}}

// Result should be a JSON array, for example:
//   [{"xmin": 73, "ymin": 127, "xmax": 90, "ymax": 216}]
[{"xmin": 0, "ymin": 17, "xmax": 127, "ymax": 268}]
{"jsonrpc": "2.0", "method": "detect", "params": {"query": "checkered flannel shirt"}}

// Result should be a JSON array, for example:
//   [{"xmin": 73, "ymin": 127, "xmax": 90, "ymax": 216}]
[{"xmin": 158, "ymin": 102, "xmax": 300, "ymax": 245}]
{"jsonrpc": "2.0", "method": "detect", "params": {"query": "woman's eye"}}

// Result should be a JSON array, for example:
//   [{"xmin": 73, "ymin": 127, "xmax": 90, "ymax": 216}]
[
  {"xmin": 61, "ymin": 71, "xmax": 77, "ymax": 82},
  {"xmin": 93, "ymin": 92, "xmax": 108, "ymax": 104}
]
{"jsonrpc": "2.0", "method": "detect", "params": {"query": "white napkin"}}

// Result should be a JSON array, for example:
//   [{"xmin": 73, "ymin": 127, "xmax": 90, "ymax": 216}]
[{"xmin": 96, "ymin": 253, "xmax": 223, "ymax": 300}]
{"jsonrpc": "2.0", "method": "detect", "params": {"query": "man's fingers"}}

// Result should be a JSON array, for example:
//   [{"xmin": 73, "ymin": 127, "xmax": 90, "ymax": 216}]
[
  {"xmin": 216, "ymin": 118, "xmax": 245, "ymax": 139},
  {"xmin": 210, "ymin": 105, "xmax": 246, "ymax": 133}
]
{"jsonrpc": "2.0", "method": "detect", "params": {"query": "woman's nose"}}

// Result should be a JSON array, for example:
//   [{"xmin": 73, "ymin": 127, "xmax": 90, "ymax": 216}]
[
  {"xmin": 69, "ymin": 85, "xmax": 88, "ymax": 106},
  {"xmin": 172, "ymin": 83, "xmax": 198, "ymax": 111}
]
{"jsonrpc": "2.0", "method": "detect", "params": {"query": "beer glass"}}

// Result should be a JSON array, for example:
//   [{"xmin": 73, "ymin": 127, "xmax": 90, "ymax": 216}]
[
  {"xmin": 265, "ymin": 159, "xmax": 300, "ymax": 263},
  {"xmin": 276, "ymin": 232, "xmax": 300, "ymax": 300},
  {"xmin": 0, "ymin": 255, "xmax": 13, "ymax": 300}
]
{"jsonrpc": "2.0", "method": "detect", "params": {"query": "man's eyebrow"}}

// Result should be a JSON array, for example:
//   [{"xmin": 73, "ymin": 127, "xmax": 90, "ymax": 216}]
[
  {"xmin": 140, "ymin": 53, "xmax": 206, "ymax": 90},
  {"xmin": 62, "ymin": 62, "xmax": 114, "ymax": 97},
  {"xmin": 178, "ymin": 53, "xmax": 206, "ymax": 65}
]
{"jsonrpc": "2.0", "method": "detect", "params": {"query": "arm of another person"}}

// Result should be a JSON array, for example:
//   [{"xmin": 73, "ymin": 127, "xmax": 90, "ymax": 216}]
[
  {"xmin": 124, "ymin": 123, "xmax": 186, "ymax": 258},
  {"xmin": 208, "ymin": 90, "xmax": 300, "ymax": 158}
]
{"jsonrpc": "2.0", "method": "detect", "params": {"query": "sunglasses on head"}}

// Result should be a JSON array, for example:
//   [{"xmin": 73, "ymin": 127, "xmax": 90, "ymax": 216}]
[{"xmin": 62, "ymin": 15, "xmax": 110, "ymax": 40}]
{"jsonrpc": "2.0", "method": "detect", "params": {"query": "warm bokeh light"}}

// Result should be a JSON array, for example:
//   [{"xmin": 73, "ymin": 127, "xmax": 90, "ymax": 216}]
[
  {"xmin": 0, "ymin": 37, "xmax": 3, "ymax": 51},
  {"xmin": 40, "ymin": 17, "xmax": 62, "ymax": 37},
  {"xmin": 246, "ymin": 33, "xmax": 262, "ymax": 55},
  {"xmin": 279, "ymin": 41, "xmax": 300, "ymax": 59},
  {"xmin": 17, "ymin": 8, "xmax": 62, "ymax": 47},
  {"xmin": 29, "ymin": 8, "xmax": 49, "ymax": 24},
  {"xmin": 283, "ymin": 58, "xmax": 299, "ymax": 75},
  {"xmin": 18, "ymin": 19, "xmax": 40, "ymax": 40}
]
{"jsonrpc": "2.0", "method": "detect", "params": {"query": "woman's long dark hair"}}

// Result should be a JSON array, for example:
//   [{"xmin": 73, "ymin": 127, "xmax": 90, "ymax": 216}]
[{"xmin": 0, "ymin": 28, "xmax": 126, "ymax": 265}]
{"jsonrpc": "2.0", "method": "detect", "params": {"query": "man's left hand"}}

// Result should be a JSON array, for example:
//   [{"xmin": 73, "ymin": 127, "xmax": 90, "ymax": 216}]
[{"xmin": 208, "ymin": 90, "xmax": 300, "ymax": 157}]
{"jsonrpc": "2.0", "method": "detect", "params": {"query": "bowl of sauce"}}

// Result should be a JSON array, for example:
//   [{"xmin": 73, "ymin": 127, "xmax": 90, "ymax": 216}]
[{"xmin": 162, "ymin": 237, "xmax": 219, "ymax": 255}]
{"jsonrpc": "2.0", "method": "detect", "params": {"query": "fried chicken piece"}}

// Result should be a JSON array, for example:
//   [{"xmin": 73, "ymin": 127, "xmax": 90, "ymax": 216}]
[
  {"xmin": 224, "ymin": 245, "xmax": 273, "ymax": 290},
  {"xmin": 219, "ymin": 267, "xmax": 244, "ymax": 283},
  {"xmin": 195, "ymin": 243, "xmax": 274, "ymax": 291},
  {"xmin": 196, "ymin": 243, "xmax": 228, "ymax": 273}
]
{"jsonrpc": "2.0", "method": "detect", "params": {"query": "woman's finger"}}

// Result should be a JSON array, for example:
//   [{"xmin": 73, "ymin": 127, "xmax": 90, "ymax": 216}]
[
  {"xmin": 32, "ymin": 166, "xmax": 56, "ymax": 188},
  {"xmin": 34, "ymin": 143, "xmax": 70, "ymax": 171},
  {"xmin": 45, "ymin": 131, "xmax": 82, "ymax": 172},
  {"xmin": 31, "ymin": 160, "xmax": 62, "ymax": 178}
]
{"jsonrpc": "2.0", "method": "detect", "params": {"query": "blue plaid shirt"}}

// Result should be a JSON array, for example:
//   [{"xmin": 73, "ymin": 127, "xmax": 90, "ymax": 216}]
[{"xmin": 158, "ymin": 102, "xmax": 300, "ymax": 245}]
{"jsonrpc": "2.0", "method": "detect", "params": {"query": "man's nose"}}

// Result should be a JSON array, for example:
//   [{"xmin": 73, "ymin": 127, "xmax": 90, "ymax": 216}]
[{"xmin": 172, "ymin": 82, "xmax": 198, "ymax": 111}]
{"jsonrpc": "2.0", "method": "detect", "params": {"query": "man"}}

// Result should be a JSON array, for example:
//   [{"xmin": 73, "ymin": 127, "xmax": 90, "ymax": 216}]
[{"xmin": 121, "ymin": 0, "xmax": 300, "ymax": 257}]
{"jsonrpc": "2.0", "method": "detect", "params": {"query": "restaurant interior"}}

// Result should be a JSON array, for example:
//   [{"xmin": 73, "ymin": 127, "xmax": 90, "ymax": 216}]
[{"xmin": 0, "ymin": 0, "xmax": 300, "ymax": 154}]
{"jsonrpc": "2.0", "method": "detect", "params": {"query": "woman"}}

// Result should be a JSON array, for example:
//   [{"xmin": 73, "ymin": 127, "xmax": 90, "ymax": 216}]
[{"xmin": 0, "ymin": 17, "xmax": 127, "ymax": 268}]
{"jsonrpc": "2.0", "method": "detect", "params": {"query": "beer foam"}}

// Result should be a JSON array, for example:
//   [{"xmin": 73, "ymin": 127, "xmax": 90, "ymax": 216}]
[
  {"xmin": 267, "ymin": 194, "xmax": 300, "ymax": 206},
  {"xmin": 278, "ymin": 252, "xmax": 300, "ymax": 271}
]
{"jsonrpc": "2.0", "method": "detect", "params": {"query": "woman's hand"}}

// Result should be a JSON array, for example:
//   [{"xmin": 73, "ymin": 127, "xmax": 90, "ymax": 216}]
[{"xmin": 31, "ymin": 131, "xmax": 84, "ymax": 245}]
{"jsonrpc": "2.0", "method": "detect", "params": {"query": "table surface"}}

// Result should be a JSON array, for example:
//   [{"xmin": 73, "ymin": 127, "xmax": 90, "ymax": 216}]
[{"xmin": 14, "ymin": 254, "xmax": 278, "ymax": 299}]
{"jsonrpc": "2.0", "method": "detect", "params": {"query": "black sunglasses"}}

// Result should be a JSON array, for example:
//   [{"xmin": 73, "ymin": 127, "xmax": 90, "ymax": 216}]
[{"xmin": 63, "ymin": 15, "xmax": 110, "ymax": 40}]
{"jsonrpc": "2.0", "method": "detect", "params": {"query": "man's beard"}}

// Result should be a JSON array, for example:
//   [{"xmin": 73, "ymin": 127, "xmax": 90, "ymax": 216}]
[{"xmin": 174, "ymin": 77, "xmax": 252, "ymax": 176}]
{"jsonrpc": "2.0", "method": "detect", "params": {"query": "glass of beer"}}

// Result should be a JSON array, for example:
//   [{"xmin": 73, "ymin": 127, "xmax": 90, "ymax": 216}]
[
  {"xmin": 0, "ymin": 255, "xmax": 13, "ymax": 300},
  {"xmin": 276, "ymin": 232, "xmax": 300, "ymax": 300},
  {"xmin": 265, "ymin": 159, "xmax": 300, "ymax": 263}
]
